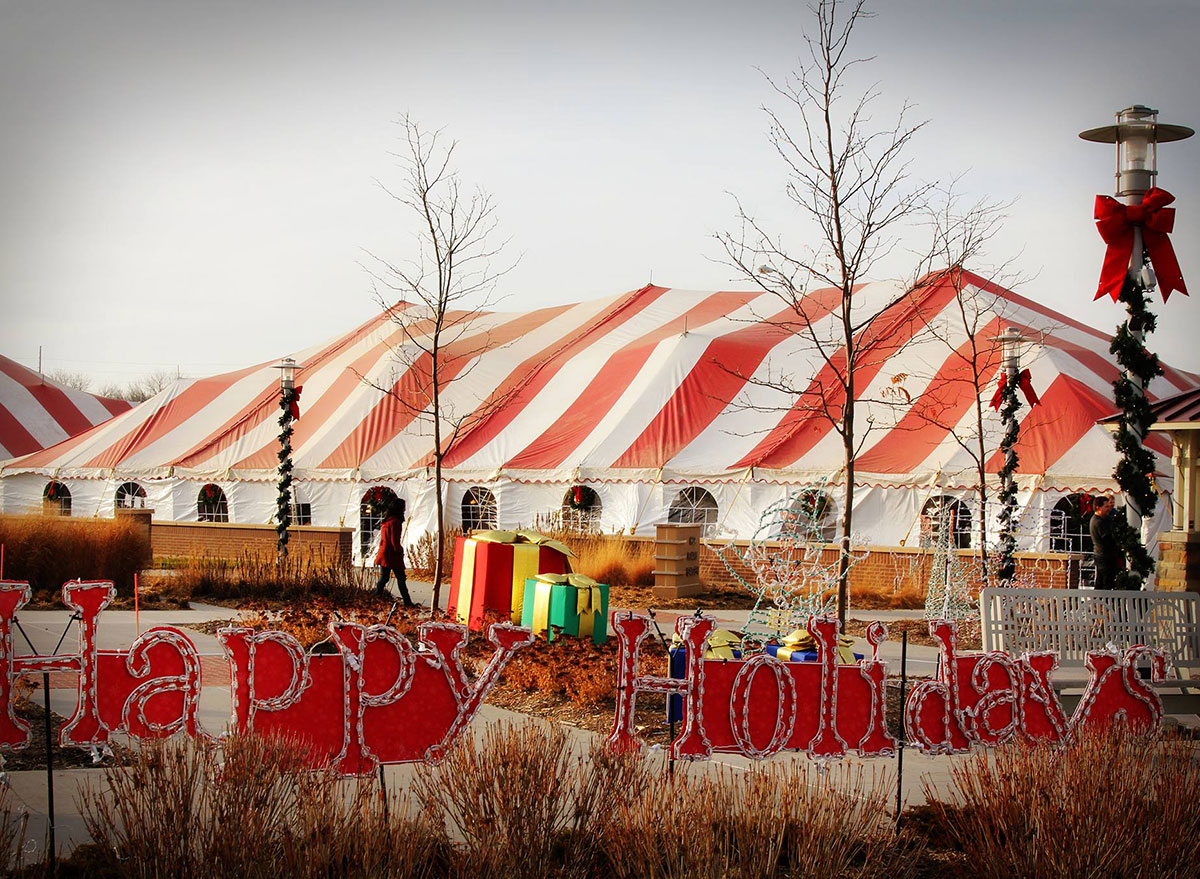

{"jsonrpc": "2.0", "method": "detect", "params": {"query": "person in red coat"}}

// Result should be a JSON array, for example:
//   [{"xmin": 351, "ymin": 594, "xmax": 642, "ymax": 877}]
[{"xmin": 375, "ymin": 499, "xmax": 415, "ymax": 606}]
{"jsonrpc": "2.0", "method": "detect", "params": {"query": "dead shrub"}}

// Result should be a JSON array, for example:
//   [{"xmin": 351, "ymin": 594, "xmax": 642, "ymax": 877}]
[
  {"xmin": 0, "ymin": 783, "xmax": 28, "ymax": 877},
  {"xmin": 923, "ymin": 725, "xmax": 1200, "ymax": 879},
  {"xmin": 608, "ymin": 761, "xmax": 918, "ymax": 879},
  {"xmin": 0, "ymin": 514, "xmax": 146, "ymax": 601},
  {"xmin": 77, "ymin": 733, "xmax": 444, "ymax": 879},
  {"xmin": 406, "ymin": 527, "xmax": 462, "ymax": 580},
  {"xmin": 170, "ymin": 547, "xmax": 362, "ymax": 603},
  {"xmin": 416, "ymin": 722, "xmax": 640, "ymax": 879}
]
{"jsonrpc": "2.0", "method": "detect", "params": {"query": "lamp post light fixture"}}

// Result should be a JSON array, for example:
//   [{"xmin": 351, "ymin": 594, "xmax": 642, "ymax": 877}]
[
  {"xmin": 1079, "ymin": 105, "xmax": 1193, "ymax": 201},
  {"xmin": 996, "ymin": 327, "xmax": 1032, "ymax": 585},
  {"xmin": 1080, "ymin": 105, "xmax": 1193, "ymax": 586},
  {"xmin": 274, "ymin": 358, "xmax": 301, "ymax": 559}
]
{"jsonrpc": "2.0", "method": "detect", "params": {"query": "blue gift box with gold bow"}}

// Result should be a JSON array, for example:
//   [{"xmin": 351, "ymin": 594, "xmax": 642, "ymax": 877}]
[
  {"xmin": 520, "ymin": 573, "xmax": 609, "ymax": 644},
  {"xmin": 765, "ymin": 629, "xmax": 862, "ymax": 664},
  {"xmin": 667, "ymin": 629, "xmax": 743, "ymax": 723}
]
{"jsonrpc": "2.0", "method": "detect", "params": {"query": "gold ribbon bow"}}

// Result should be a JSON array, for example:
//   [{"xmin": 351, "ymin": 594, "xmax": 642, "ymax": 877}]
[
  {"xmin": 672, "ymin": 628, "xmax": 742, "ymax": 660},
  {"xmin": 534, "ymin": 573, "xmax": 603, "ymax": 636},
  {"xmin": 472, "ymin": 529, "xmax": 576, "ymax": 558},
  {"xmin": 777, "ymin": 628, "xmax": 857, "ymax": 664}
]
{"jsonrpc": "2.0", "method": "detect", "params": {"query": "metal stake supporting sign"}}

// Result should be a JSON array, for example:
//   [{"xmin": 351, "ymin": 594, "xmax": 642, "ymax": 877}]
[
  {"xmin": 13, "ymin": 613, "xmax": 78, "ymax": 877},
  {"xmin": 895, "ymin": 631, "xmax": 908, "ymax": 830}
]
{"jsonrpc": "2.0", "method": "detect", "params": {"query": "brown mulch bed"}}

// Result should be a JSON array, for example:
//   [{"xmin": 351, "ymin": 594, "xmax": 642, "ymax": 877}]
[{"xmin": 607, "ymin": 579, "xmax": 757, "ymax": 611}]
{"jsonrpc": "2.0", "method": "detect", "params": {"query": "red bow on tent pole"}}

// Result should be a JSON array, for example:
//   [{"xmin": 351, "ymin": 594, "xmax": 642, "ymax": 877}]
[
  {"xmin": 1094, "ymin": 188, "xmax": 1188, "ymax": 302},
  {"xmin": 990, "ymin": 370, "xmax": 1039, "ymax": 410},
  {"xmin": 289, "ymin": 386, "xmax": 302, "ymax": 421}
]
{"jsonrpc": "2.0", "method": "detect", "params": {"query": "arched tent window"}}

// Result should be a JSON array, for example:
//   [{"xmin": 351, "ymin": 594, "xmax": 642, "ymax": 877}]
[
  {"xmin": 919, "ymin": 496, "xmax": 972, "ymax": 549},
  {"xmin": 1050, "ymin": 492, "xmax": 1103, "ymax": 555},
  {"xmin": 667, "ymin": 486, "xmax": 719, "ymax": 534},
  {"xmin": 197, "ymin": 484, "xmax": 229, "ymax": 523},
  {"xmin": 560, "ymin": 485, "xmax": 602, "ymax": 532},
  {"xmin": 462, "ymin": 487, "xmax": 498, "ymax": 532},
  {"xmin": 43, "ymin": 481, "xmax": 71, "ymax": 516},
  {"xmin": 779, "ymin": 489, "xmax": 836, "ymax": 542},
  {"xmin": 115, "ymin": 481, "xmax": 147, "ymax": 510},
  {"xmin": 360, "ymin": 486, "xmax": 399, "ymax": 559},
  {"xmin": 289, "ymin": 486, "xmax": 312, "ymax": 527}
]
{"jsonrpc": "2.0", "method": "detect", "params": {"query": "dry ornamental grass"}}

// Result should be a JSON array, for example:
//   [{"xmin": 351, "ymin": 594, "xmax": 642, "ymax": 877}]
[{"xmin": 0, "ymin": 514, "xmax": 146, "ymax": 602}]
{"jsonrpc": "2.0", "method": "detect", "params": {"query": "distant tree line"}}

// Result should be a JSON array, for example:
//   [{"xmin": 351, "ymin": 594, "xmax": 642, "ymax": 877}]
[{"xmin": 47, "ymin": 367, "xmax": 181, "ymax": 403}]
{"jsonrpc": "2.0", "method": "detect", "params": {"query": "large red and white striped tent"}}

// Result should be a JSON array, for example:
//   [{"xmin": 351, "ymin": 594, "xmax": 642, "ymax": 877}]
[
  {"xmin": 0, "ymin": 355, "xmax": 131, "ymax": 461},
  {"xmin": 1, "ymin": 271, "xmax": 1194, "ymax": 549}
]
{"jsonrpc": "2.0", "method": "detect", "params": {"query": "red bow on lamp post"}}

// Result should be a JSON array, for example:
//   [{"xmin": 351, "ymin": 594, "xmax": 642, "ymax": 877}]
[
  {"xmin": 1094, "ymin": 188, "xmax": 1188, "ymax": 302},
  {"xmin": 990, "ymin": 370, "xmax": 1039, "ymax": 410},
  {"xmin": 289, "ymin": 386, "xmax": 303, "ymax": 421}
]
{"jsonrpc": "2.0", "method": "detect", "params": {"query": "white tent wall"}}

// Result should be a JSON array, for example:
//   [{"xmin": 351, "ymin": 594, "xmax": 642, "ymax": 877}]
[{"xmin": 0, "ymin": 468, "xmax": 1174, "ymax": 584}]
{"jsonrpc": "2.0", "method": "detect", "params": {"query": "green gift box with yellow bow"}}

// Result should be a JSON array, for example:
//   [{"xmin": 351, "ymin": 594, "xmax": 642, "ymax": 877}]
[{"xmin": 520, "ymin": 573, "xmax": 609, "ymax": 644}]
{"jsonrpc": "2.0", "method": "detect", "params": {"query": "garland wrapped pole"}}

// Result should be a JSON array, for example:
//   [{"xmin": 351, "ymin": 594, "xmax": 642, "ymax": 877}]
[
  {"xmin": 1081, "ymin": 106, "xmax": 1193, "ymax": 588},
  {"xmin": 991, "ymin": 328, "xmax": 1036, "ymax": 584},
  {"xmin": 273, "ymin": 358, "xmax": 302, "ymax": 559}
]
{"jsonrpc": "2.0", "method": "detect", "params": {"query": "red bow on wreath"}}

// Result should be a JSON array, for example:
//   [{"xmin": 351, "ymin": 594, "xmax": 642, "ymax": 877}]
[
  {"xmin": 1094, "ymin": 188, "xmax": 1188, "ymax": 302},
  {"xmin": 990, "ymin": 369, "xmax": 1039, "ymax": 410},
  {"xmin": 290, "ymin": 386, "xmax": 302, "ymax": 421},
  {"xmin": 1080, "ymin": 493, "xmax": 1094, "ymax": 515}
]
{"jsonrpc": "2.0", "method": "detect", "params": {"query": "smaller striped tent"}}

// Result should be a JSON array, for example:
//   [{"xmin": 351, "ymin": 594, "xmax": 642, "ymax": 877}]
[{"xmin": 0, "ymin": 356, "xmax": 131, "ymax": 461}]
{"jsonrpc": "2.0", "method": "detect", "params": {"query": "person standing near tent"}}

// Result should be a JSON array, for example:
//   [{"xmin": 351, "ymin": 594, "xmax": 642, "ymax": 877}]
[
  {"xmin": 1089, "ymin": 496, "xmax": 1126, "ymax": 590},
  {"xmin": 375, "ymin": 499, "xmax": 415, "ymax": 607}
]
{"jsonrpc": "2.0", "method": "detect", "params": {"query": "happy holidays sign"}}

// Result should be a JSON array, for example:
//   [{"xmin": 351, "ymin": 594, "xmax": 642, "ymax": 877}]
[{"xmin": 0, "ymin": 581, "xmax": 1169, "ymax": 774}]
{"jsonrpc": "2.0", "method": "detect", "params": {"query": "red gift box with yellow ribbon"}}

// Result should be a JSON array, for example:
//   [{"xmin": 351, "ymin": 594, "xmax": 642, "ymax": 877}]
[{"xmin": 447, "ymin": 530, "xmax": 573, "ymax": 630}]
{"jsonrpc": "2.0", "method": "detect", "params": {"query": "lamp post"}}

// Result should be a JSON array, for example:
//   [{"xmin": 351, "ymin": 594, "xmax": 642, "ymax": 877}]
[
  {"xmin": 995, "ymin": 327, "xmax": 1032, "ymax": 585},
  {"xmin": 1080, "ymin": 105, "xmax": 1193, "ymax": 587},
  {"xmin": 274, "ymin": 358, "xmax": 301, "ymax": 559}
]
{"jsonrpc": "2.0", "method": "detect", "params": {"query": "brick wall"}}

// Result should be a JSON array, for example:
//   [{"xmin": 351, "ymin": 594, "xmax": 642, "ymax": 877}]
[
  {"xmin": 150, "ymin": 520, "xmax": 353, "ymax": 563},
  {"xmin": 697, "ymin": 540, "xmax": 1077, "ymax": 592}
]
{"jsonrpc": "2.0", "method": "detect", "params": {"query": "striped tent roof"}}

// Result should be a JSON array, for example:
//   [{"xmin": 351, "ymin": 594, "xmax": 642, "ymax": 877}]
[
  {"xmin": 0, "ymin": 355, "xmax": 132, "ymax": 461},
  {"xmin": 3, "ymin": 271, "xmax": 1196, "ymax": 490}
]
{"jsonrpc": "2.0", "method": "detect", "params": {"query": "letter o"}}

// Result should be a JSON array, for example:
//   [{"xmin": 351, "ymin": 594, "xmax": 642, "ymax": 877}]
[{"xmin": 729, "ymin": 654, "xmax": 797, "ymax": 758}]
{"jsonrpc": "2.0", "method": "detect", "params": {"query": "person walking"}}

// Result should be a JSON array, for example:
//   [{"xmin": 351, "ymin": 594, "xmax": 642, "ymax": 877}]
[
  {"xmin": 1089, "ymin": 496, "xmax": 1127, "ymax": 590},
  {"xmin": 375, "ymin": 499, "xmax": 416, "ymax": 607}
]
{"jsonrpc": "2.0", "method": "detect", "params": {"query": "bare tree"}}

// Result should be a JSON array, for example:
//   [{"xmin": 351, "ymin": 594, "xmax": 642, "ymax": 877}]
[
  {"xmin": 126, "ymin": 368, "xmax": 181, "ymax": 402},
  {"xmin": 97, "ymin": 368, "xmax": 181, "ymax": 403},
  {"xmin": 364, "ymin": 116, "xmax": 515, "ymax": 613},
  {"xmin": 717, "ymin": 0, "xmax": 933, "ymax": 626},
  {"xmin": 47, "ymin": 369, "xmax": 92, "ymax": 392},
  {"xmin": 899, "ymin": 191, "xmax": 1033, "ymax": 575}
]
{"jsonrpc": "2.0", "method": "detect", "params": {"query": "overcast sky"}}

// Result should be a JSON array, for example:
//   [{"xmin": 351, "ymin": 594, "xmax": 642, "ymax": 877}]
[{"xmin": 2, "ymin": 0, "xmax": 1198, "ymax": 390}]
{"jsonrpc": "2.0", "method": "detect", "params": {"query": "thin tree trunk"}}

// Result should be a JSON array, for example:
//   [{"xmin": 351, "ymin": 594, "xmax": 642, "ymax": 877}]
[
  {"xmin": 430, "ymin": 337, "xmax": 444, "ymax": 617},
  {"xmin": 838, "ymin": 317, "xmax": 855, "ymax": 628},
  {"xmin": 432, "ymin": 451, "xmax": 444, "ymax": 616}
]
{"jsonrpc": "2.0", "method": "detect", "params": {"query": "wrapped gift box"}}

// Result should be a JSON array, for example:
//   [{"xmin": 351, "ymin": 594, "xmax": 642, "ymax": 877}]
[
  {"xmin": 667, "ymin": 629, "xmax": 742, "ymax": 722},
  {"xmin": 448, "ymin": 530, "xmax": 573, "ymax": 630},
  {"xmin": 765, "ymin": 630, "xmax": 862, "ymax": 665},
  {"xmin": 520, "ymin": 573, "xmax": 609, "ymax": 644}
]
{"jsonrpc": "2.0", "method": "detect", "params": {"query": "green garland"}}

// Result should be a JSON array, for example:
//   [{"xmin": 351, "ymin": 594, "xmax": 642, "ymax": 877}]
[
  {"xmin": 275, "ymin": 388, "xmax": 296, "ymax": 556},
  {"xmin": 1109, "ymin": 269, "xmax": 1164, "ymax": 588},
  {"xmin": 995, "ymin": 369, "xmax": 1021, "ymax": 584}
]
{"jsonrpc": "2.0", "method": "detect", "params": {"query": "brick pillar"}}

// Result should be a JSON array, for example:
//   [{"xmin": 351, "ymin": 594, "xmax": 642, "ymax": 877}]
[{"xmin": 1156, "ymin": 530, "xmax": 1200, "ymax": 593}]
